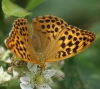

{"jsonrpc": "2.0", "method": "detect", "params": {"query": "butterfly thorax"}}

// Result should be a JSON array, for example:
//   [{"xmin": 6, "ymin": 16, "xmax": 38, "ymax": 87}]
[{"xmin": 37, "ymin": 53, "xmax": 46, "ymax": 69}]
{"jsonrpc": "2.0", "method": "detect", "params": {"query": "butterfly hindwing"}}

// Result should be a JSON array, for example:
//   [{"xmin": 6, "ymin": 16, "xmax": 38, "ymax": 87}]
[
  {"xmin": 45, "ymin": 25, "xmax": 96, "ymax": 62},
  {"xmin": 5, "ymin": 18, "xmax": 37, "ymax": 64}
]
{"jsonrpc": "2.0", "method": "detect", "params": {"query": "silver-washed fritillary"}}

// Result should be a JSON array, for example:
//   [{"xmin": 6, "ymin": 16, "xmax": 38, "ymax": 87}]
[{"xmin": 5, "ymin": 15, "xmax": 96, "ymax": 69}]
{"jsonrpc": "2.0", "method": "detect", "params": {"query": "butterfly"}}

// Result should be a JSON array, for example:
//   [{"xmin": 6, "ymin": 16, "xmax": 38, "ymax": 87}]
[{"xmin": 5, "ymin": 15, "xmax": 96, "ymax": 69}]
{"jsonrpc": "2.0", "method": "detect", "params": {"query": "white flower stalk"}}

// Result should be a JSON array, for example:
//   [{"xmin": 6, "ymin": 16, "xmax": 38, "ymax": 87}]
[
  {"xmin": 20, "ymin": 63, "xmax": 56, "ymax": 89},
  {"xmin": 0, "ymin": 66, "xmax": 12, "ymax": 84}
]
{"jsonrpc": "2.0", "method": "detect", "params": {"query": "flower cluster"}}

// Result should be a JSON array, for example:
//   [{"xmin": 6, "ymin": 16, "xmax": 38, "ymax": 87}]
[
  {"xmin": 20, "ymin": 63, "xmax": 56, "ymax": 89},
  {"xmin": 0, "ymin": 46, "xmax": 64, "ymax": 89},
  {"xmin": 0, "ymin": 46, "xmax": 11, "ymax": 63},
  {"xmin": 0, "ymin": 46, "xmax": 12, "ymax": 85},
  {"xmin": 0, "ymin": 66, "xmax": 12, "ymax": 84}
]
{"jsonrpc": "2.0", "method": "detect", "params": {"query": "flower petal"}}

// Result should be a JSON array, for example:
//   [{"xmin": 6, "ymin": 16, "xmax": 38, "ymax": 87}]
[
  {"xmin": 3, "ymin": 72, "xmax": 11, "ymax": 81},
  {"xmin": 37, "ymin": 83, "xmax": 51, "ymax": 89},
  {"xmin": 0, "ymin": 78, "xmax": 2, "ymax": 84},
  {"xmin": 20, "ymin": 83, "xmax": 33, "ymax": 89},
  {"xmin": 20, "ymin": 76, "xmax": 30, "ymax": 85},
  {"xmin": 27, "ymin": 63, "xmax": 37, "ymax": 72},
  {"xmin": 0, "ymin": 66, "xmax": 4, "ymax": 75},
  {"xmin": 0, "ymin": 46, "xmax": 5, "ymax": 54},
  {"xmin": 43, "ymin": 69, "xmax": 56, "ymax": 79},
  {"xmin": 13, "ymin": 69, "xmax": 19, "ymax": 77}
]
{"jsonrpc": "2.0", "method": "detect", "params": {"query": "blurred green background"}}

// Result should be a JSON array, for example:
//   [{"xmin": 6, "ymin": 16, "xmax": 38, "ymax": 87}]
[{"xmin": 0, "ymin": 0, "xmax": 100, "ymax": 89}]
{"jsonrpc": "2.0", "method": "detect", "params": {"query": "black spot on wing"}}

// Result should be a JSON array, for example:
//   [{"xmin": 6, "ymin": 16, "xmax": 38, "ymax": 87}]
[
  {"xmin": 59, "ymin": 36, "xmax": 66, "ymax": 42},
  {"xmin": 68, "ymin": 35, "xmax": 72, "ymax": 40},
  {"xmin": 47, "ymin": 24, "xmax": 50, "ymax": 29},
  {"xmin": 67, "ymin": 41, "xmax": 73, "ymax": 47},
  {"xmin": 45, "ymin": 19, "xmax": 50, "ymax": 23},
  {"xmin": 73, "ymin": 45, "xmax": 79, "ymax": 53},
  {"xmin": 61, "ymin": 43, "xmax": 66, "ymax": 48},
  {"xmin": 41, "ymin": 25, "xmax": 45, "ymax": 29}
]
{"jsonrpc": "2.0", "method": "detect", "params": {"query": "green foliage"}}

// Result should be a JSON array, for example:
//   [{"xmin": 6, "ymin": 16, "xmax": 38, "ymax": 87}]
[
  {"xmin": 2, "ymin": 0, "xmax": 31, "ymax": 18},
  {"xmin": 1, "ymin": 0, "xmax": 100, "ymax": 89},
  {"xmin": 26, "ymin": 0, "xmax": 46, "ymax": 11}
]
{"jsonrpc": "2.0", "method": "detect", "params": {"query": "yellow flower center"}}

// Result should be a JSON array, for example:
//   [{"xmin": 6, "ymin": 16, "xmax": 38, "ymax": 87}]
[{"xmin": 35, "ymin": 74, "xmax": 44, "ymax": 84}]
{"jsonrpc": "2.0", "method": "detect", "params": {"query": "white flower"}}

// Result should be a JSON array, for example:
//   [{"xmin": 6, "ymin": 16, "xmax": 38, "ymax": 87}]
[
  {"xmin": 0, "ymin": 66, "xmax": 12, "ymax": 84},
  {"xmin": 20, "ymin": 63, "xmax": 56, "ymax": 89},
  {"xmin": 0, "ymin": 46, "xmax": 11, "ymax": 63},
  {"xmin": 0, "ymin": 46, "xmax": 5, "ymax": 54},
  {"xmin": 46, "ymin": 61, "xmax": 65, "ymax": 81},
  {"xmin": 20, "ymin": 76, "xmax": 32, "ymax": 89}
]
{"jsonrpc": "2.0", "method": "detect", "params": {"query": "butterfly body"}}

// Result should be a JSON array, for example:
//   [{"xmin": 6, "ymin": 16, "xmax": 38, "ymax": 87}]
[{"xmin": 5, "ymin": 15, "xmax": 96, "ymax": 69}]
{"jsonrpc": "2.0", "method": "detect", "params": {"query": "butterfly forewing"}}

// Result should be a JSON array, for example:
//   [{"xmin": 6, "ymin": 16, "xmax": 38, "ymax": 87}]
[
  {"xmin": 45, "ymin": 25, "xmax": 96, "ymax": 62},
  {"xmin": 32, "ymin": 15, "xmax": 68, "ymax": 55},
  {"xmin": 5, "ymin": 18, "xmax": 37, "ymax": 64}
]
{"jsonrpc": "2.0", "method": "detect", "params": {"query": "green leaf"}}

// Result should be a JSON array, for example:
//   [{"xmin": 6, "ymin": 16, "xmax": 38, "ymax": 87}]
[
  {"xmin": 2, "ymin": 0, "xmax": 31, "ymax": 18},
  {"xmin": 26, "ymin": 0, "xmax": 45, "ymax": 11},
  {"xmin": 63, "ymin": 57, "xmax": 100, "ymax": 89}
]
